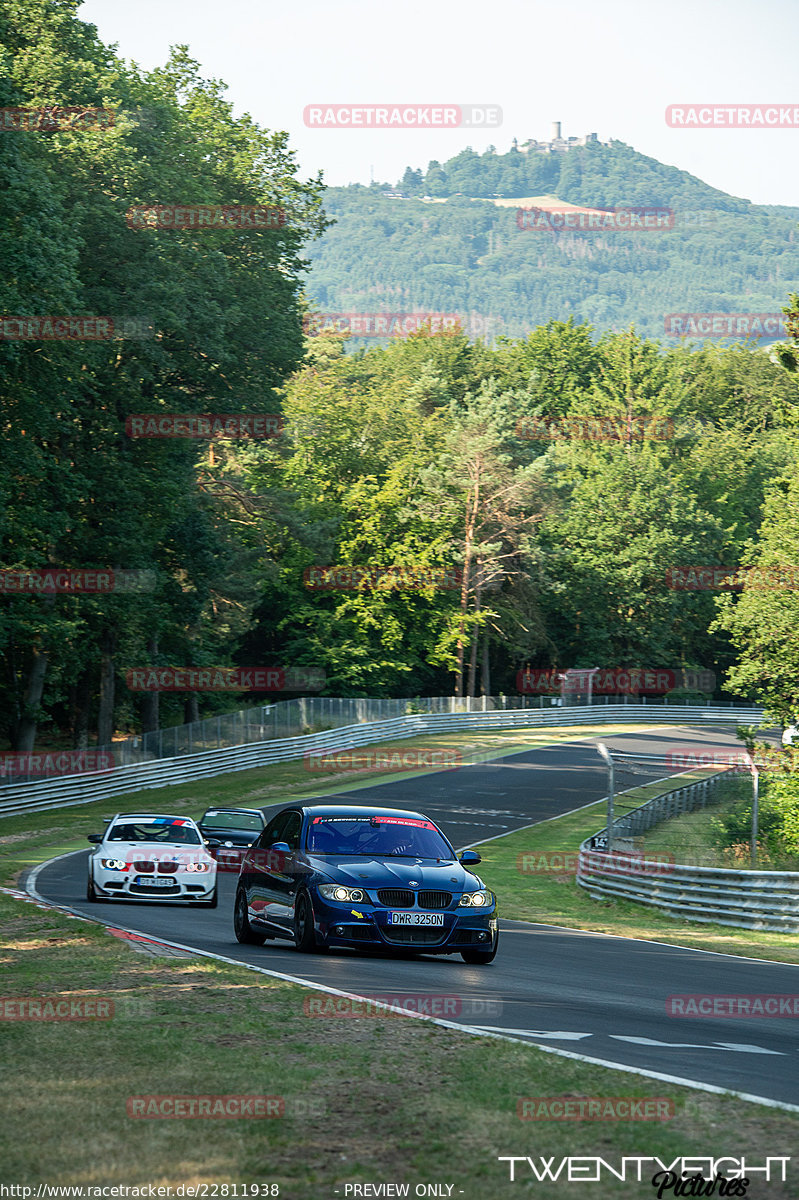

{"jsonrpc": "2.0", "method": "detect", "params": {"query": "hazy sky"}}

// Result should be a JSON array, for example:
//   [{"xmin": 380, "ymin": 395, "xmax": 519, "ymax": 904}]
[{"xmin": 79, "ymin": 0, "xmax": 797, "ymax": 206}]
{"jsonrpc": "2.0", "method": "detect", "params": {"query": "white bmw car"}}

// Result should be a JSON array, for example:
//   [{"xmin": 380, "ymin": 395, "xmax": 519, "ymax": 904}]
[{"xmin": 86, "ymin": 813, "xmax": 218, "ymax": 906}]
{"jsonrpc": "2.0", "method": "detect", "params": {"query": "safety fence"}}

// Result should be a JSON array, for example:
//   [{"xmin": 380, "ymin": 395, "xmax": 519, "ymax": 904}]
[
  {"xmin": 0, "ymin": 702, "xmax": 765, "ymax": 818},
  {"xmin": 0, "ymin": 692, "xmax": 754, "ymax": 786},
  {"xmin": 577, "ymin": 769, "xmax": 799, "ymax": 932}
]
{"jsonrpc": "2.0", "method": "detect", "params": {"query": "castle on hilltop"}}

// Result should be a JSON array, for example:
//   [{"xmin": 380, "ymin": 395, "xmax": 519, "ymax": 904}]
[{"xmin": 514, "ymin": 122, "xmax": 607, "ymax": 155}]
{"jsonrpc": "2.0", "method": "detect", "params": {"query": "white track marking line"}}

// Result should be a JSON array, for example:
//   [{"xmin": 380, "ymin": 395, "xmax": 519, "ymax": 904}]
[
  {"xmin": 611, "ymin": 1035, "xmax": 784, "ymax": 1055},
  {"xmin": 470, "ymin": 1026, "xmax": 593, "ymax": 1040}
]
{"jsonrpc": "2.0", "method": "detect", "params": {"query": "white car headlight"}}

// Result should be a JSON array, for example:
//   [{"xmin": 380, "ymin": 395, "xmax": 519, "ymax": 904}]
[
  {"xmin": 459, "ymin": 890, "xmax": 491, "ymax": 907},
  {"xmin": 101, "ymin": 859, "xmax": 130, "ymax": 870},
  {"xmin": 318, "ymin": 884, "xmax": 368, "ymax": 903},
  {"xmin": 186, "ymin": 861, "xmax": 210, "ymax": 873}
]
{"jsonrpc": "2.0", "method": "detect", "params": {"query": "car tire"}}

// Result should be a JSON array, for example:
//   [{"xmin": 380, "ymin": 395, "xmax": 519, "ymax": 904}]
[
  {"xmin": 460, "ymin": 932, "xmax": 499, "ymax": 964},
  {"xmin": 294, "ymin": 890, "xmax": 319, "ymax": 953},
  {"xmin": 205, "ymin": 886, "xmax": 218, "ymax": 909},
  {"xmin": 233, "ymin": 887, "xmax": 266, "ymax": 945},
  {"xmin": 86, "ymin": 874, "xmax": 103, "ymax": 902}
]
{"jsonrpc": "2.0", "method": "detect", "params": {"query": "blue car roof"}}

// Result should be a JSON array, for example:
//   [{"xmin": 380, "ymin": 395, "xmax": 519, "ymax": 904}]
[{"xmin": 299, "ymin": 803, "xmax": 430, "ymax": 821}]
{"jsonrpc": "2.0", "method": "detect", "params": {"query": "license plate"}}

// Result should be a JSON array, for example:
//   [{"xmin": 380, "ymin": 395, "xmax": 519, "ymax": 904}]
[
  {"xmin": 135, "ymin": 876, "xmax": 175, "ymax": 887},
  {"xmin": 387, "ymin": 912, "xmax": 444, "ymax": 926}
]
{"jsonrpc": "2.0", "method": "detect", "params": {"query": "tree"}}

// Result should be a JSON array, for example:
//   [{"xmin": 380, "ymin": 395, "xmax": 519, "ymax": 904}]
[
  {"xmin": 713, "ymin": 473, "xmax": 799, "ymax": 720},
  {"xmin": 422, "ymin": 382, "xmax": 546, "ymax": 696},
  {"xmin": 0, "ymin": 0, "xmax": 327, "ymax": 749},
  {"xmin": 774, "ymin": 292, "xmax": 799, "ymax": 374}
]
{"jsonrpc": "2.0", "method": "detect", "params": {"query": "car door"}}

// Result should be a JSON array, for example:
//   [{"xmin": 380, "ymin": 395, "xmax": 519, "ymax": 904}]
[
  {"xmin": 242, "ymin": 812, "xmax": 290, "ymax": 929},
  {"xmin": 262, "ymin": 810, "xmax": 304, "ymax": 931}
]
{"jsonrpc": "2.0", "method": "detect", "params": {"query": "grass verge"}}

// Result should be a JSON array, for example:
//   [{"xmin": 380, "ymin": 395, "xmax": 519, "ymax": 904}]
[{"xmin": 1, "ymin": 884, "xmax": 798, "ymax": 1195}]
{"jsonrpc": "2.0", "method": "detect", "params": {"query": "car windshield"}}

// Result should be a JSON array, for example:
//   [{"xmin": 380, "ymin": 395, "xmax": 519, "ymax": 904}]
[
  {"xmin": 202, "ymin": 811, "xmax": 263, "ymax": 832},
  {"xmin": 306, "ymin": 815, "xmax": 453, "ymax": 859},
  {"xmin": 108, "ymin": 820, "xmax": 201, "ymax": 845}
]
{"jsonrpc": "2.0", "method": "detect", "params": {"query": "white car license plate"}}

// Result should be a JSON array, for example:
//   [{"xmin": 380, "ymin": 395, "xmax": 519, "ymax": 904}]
[
  {"xmin": 135, "ymin": 876, "xmax": 175, "ymax": 887},
  {"xmin": 387, "ymin": 912, "xmax": 444, "ymax": 926}
]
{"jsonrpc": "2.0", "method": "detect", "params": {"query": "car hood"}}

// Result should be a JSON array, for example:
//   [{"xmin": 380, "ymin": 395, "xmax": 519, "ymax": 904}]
[{"xmin": 307, "ymin": 856, "xmax": 479, "ymax": 891}]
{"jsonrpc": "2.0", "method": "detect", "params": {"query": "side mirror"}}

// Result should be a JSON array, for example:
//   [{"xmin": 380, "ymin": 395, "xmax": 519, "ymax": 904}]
[
  {"xmin": 87, "ymin": 833, "xmax": 102, "ymax": 844},
  {"xmin": 270, "ymin": 841, "xmax": 291, "ymax": 853},
  {"xmin": 459, "ymin": 849, "xmax": 481, "ymax": 865},
  {"xmin": 205, "ymin": 838, "xmax": 222, "ymax": 849}
]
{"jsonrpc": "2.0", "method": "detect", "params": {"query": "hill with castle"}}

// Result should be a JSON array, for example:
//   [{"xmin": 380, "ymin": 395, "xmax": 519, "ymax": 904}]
[{"xmin": 305, "ymin": 127, "xmax": 799, "ymax": 344}]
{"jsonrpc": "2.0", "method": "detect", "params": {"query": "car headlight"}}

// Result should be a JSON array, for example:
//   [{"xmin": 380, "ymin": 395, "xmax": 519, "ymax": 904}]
[
  {"xmin": 101, "ymin": 859, "xmax": 130, "ymax": 870},
  {"xmin": 318, "ymin": 884, "xmax": 368, "ymax": 904},
  {"xmin": 459, "ymin": 890, "xmax": 492, "ymax": 907},
  {"xmin": 186, "ymin": 861, "xmax": 210, "ymax": 873}
]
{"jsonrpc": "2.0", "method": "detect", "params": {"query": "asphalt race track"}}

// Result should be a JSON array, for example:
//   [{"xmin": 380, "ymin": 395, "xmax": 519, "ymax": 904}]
[{"xmin": 29, "ymin": 725, "xmax": 799, "ymax": 1110}]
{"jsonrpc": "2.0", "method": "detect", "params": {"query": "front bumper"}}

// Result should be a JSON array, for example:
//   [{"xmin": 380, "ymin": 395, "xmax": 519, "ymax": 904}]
[
  {"xmin": 93, "ymin": 870, "xmax": 216, "ymax": 902},
  {"xmin": 311, "ymin": 893, "xmax": 498, "ymax": 953}
]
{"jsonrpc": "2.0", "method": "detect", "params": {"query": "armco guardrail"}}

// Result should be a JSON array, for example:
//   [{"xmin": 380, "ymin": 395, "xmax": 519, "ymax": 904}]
[
  {"xmin": 0, "ymin": 692, "xmax": 754, "ymax": 785},
  {"xmin": 0, "ymin": 703, "xmax": 765, "ymax": 818},
  {"xmin": 577, "ymin": 769, "xmax": 799, "ymax": 932}
]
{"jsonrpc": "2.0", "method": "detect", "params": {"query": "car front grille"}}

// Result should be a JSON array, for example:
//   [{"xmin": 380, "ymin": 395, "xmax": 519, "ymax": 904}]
[
  {"xmin": 418, "ymin": 891, "xmax": 452, "ymax": 909},
  {"xmin": 376, "ymin": 888, "xmax": 415, "ymax": 907},
  {"xmin": 381, "ymin": 926, "xmax": 448, "ymax": 946},
  {"xmin": 129, "ymin": 883, "xmax": 180, "ymax": 895},
  {"xmin": 158, "ymin": 861, "xmax": 179, "ymax": 874},
  {"xmin": 133, "ymin": 860, "xmax": 155, "ymax": 872},
  {"xmin": 375, "ymin": 888, "xmax": 453, "ymax": 909}
]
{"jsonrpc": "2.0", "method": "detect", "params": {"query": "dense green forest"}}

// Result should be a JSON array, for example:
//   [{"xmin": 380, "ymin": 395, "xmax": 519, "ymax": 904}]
[
  {"xmin": 305, "ymin": 143, "xmax": 799, "ymax": 344},
  {"xmin": 4, "ymin": 0, "xmax": 799, "ymax": 761}
]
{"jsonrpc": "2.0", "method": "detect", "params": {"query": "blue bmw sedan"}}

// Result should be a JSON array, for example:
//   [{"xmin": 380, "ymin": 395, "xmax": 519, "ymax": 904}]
[{"xmin": 233, "ymin": 804, "xmax": 498, "ymax": 963}]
